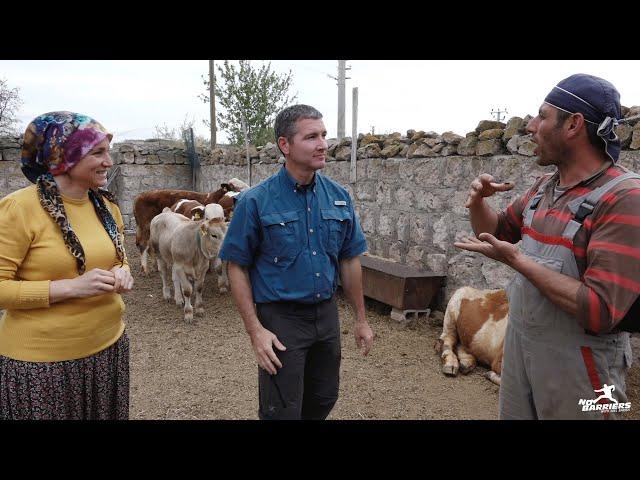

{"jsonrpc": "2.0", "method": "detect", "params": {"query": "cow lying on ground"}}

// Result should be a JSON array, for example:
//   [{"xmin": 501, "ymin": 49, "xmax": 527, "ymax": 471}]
[
  {"xmin": 147, "ymin": 207, "xmax": 227, "ymax": 323},
  {"xmin": 434, "ymin": 287, "xmax": 508, "ymax": 385},
  {"xmin": 134, "ymin": 184, "xmax": 231, "ymax": 272}
]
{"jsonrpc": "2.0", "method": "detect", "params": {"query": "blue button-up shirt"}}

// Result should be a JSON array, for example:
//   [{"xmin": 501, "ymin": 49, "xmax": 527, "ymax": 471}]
[{"xmin": 218, "ymin": 165, "xmax": 367, "ymax": 304}]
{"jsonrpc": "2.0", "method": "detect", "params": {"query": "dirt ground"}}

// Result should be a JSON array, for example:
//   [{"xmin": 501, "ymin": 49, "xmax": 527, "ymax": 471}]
[{"xmin": 123, "ymin": 235, "xmax": 640, "ymax": 420}]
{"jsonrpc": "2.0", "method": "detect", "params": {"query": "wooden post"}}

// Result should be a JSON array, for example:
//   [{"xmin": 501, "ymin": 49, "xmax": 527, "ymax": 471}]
[
  {"xmin": 242, "ymin": 117, "xmax": 251, "ymax": 187},
  {"xmin": 209, "ymin": 60, "xmax": 216, "ymax": 148},
  {"xmin": 350, "ymin": 87, "xmax": 358, "ymax": 184}
]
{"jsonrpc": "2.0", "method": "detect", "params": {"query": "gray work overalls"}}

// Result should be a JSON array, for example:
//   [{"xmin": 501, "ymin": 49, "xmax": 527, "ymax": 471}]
[{"xmin": 500, "ymin": 172, "xmax": 638, "ymax": 420}]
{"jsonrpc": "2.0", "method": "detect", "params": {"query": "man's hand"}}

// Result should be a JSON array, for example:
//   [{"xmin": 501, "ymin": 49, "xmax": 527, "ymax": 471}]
[
  {"xmin": 249, "ymin": 327, "xmax": 287, "ymax": 375},
  {"xmin": 465, "ymin": 174, "xmax": 514, "ymax": 208},
  {"xmin": 354, "ymin": 319, "xmax": 374, "ymax": 356},
  {"xmin": 454, "ymin": 232, "xmax": 522, "ymax": 267},
  {"xmin": 110, "ymin": 266, "xmax": 134, "ymax": 293}
]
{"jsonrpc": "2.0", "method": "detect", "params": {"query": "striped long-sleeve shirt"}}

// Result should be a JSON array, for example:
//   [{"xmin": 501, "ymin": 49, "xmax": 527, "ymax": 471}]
[{"xmin": 495, "ymin": 162, "xmax": 640, "ymax": 334}]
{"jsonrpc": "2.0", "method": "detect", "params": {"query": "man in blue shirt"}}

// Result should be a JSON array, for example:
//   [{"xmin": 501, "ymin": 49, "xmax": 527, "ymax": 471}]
[{"xmin": 219, "ymin": 104, "xmax": 374, "ymax": 420}]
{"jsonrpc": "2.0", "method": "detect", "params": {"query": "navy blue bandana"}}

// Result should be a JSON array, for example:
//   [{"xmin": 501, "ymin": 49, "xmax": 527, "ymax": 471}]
[{"xmin": 544, "ymin": 73, "xmax": 621, "ymax": 162}]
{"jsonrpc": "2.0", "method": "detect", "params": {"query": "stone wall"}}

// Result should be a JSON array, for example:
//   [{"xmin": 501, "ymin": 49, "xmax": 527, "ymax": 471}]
[
  {"xmin": 0, "ymin": 136, "xmax": 30, "ymax": 199},
  {"xmin": 3, "ymin": 108, "xmax": 640, "ymax": 308}
]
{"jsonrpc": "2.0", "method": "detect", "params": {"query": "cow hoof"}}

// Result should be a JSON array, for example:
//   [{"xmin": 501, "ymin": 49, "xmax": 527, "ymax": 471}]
[
  {"xmin": 460, "ymin": 364, "xmax": 476, "ymax": 375},
  {"xmin": 442, "ymin": 364, "xmax": 459, "ymax": 376},
  {"xmin": 485, "ymin": 371, "xmax": 501, "ymax": 385},
  {"xmin": 195, "ymin": 308, "xmax": 204, "ymax": 317},
  {"xmin": 219, "ymin": 287, "xmax": 228, "ymax": 294}
]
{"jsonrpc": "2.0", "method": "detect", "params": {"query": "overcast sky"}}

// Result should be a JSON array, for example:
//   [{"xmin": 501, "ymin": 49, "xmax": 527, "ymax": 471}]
[{"xmin": 2, "ymin": 60, "xmax": 640, "ymax": 145}]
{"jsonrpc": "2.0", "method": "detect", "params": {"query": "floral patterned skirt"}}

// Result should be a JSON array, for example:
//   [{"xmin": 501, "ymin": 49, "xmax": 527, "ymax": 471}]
[{"xmin": 0, "ymin": 332, "xmax": 129, "ymax": 420}]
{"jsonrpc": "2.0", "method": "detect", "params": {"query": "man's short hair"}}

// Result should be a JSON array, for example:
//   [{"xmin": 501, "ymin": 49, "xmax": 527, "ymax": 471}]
[{"xmin": 274, "ymin": 104, "xmax": 323, "ymax": 145}]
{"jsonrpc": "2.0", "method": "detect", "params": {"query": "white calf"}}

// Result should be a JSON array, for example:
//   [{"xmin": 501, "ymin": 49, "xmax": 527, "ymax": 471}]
[{"xmin": 149, "ymin": 210, "xmax": 227, "ymax": 323}]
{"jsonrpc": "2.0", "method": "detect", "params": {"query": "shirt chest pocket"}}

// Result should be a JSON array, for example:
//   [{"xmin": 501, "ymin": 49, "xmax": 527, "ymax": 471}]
[
  {"xmin": 260, "ymin": 211, "xmax": 301, "ymax": 263},
  {"xmin": 321, "ymin": 208, "xmax": 351, "ymax": 254}
]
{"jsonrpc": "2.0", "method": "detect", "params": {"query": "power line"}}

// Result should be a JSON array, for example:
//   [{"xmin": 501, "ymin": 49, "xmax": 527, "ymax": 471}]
[{"xmin": 491, "ymin": 107, "xmax": 508, "ymax": 122}]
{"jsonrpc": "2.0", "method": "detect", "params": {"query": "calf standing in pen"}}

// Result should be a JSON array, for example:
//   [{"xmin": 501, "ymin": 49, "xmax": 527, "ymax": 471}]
[
  {"xmin": 134, "ymin": 183, "xmax": 231, "ymax": 271},
  {"xmin": 148, "ymin": 207, "xmax": 227, "ymax": 323},
  {"xmin": 435, "ymin": 286, "xmax": 508, "ymax": 385},
  {"xmin": 203, "ymin": 203, "xmax": 230, "ymax": 294}
]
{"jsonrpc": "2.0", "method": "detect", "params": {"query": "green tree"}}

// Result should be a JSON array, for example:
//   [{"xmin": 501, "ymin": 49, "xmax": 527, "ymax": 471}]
[
  {"xmin": 0, "ymin": 78, "xmax": 23, "ymax": 136},
  {"xmin": 201, "ymin": 60, "xmax": 296, "ymax": 147},
  {"xmin": 153, "ymin": 114, "xmax": 209, "ymax": 147}
]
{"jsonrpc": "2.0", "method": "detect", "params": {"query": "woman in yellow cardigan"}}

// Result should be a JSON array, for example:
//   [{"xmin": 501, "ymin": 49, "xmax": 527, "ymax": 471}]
[{"xmin": 0, "ymin": 111, "xmax": 133, "ymax": 419}]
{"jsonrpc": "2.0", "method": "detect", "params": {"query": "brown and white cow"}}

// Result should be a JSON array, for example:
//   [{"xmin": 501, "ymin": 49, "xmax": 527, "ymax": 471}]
[
  {"xmin": 147, "ymin": 208, "xmax": 227, "ymax": 323},
  {"xmin": 170, "ymin": 198, "xmax": 206, "ymax": 220},
  {"xmin": 227, "ymin": 178, "xmax": 250, "ymax": 192},
  {"xmin": 217, "ymin": 191, "xmax": 239, "ymax": 220},
  {"xmin": 203, "ymin": 203, "xmax": 229, "ymax": 293},
  {"xmin": 217, "ymin": 178, "xmax": 250, "ymax": 220},
  {"xmin": 133, "ymin": 184, "xmax": 231, "ymax": 272},
  {"xmin": 435, "ymin": 287, "xmax": 509, "ymax": 385}
]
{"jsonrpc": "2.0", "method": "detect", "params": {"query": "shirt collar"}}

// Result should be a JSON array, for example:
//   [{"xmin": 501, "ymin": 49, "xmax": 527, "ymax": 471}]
[
  {"xmin": 546, "ymin": 160, "xmax": 613, "ymax": 194},
  {"xmin": 280, "ymin": 164, "xmax": 317, "ymax": 193}
]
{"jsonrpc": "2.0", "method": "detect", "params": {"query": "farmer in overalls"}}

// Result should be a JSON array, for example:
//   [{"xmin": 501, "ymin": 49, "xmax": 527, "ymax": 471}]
[{"xmin": 455, "ymin": 74, "xmax": 640, "ymax": 419}]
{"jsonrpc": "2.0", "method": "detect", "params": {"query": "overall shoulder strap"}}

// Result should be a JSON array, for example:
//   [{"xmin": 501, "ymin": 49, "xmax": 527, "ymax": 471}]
[
  {"xmin": 523, "ymin": 176, "xmax": 555, "ymax": 228},
  {"xmin": 562, "ymin": 172, "xmax": 640, "ymax": 240}
]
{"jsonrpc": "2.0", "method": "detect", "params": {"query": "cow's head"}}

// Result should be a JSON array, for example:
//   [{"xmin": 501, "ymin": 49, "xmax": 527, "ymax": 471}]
[
  {"xmin": 227, "ymin": 178, "xmax": 250, "ymax": 192},
  {"xmin": 204, "ymin": 203, "xmax": 224, "ymax": 221},
  {"xmin": 199, "ymin": 217, "xmax": 226, "ymax": 257}
]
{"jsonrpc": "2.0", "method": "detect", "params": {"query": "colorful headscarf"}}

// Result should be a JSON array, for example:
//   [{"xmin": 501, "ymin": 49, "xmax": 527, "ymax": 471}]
[
  {"xmin": 21, "ymin": 111, "xmax": 112, "ymax": 182},
  {"xmin": 544, "ymin": 74, "xmax": 622, "ymax": 163},
  {"xmin": 19, "ymin": 111, "xmax": 125, "ymax": 274}
]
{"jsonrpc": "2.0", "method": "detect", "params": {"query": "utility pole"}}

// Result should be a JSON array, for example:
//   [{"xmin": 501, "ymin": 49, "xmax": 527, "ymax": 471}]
[
  {"xmin": 209, "ymin": 60, "xmax": 216, "ymax": 148},
  {"xmin": 329, "ymin": 61, "xmax": 351, "ymax": 140},
  {"xmin": 491, "ymin": 107, "xmax": 508, "ymax": 123}
]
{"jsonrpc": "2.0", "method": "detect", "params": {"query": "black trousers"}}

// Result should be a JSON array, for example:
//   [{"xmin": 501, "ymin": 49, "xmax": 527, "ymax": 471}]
[{"xmin": 255, "ymin": 296, "xmax": 341, "ymax": 420}]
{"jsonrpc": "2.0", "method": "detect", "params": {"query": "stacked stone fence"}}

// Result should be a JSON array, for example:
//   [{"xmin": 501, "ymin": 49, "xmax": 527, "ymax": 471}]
[{"xmin": 3, "ymin": 108, "xmax": 640, "ymax": 308}]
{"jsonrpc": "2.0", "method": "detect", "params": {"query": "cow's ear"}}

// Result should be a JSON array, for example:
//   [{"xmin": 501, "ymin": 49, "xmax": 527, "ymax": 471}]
[{"xmin": 221, "ymin": 183, "xmax": 231, "ymax": 192}]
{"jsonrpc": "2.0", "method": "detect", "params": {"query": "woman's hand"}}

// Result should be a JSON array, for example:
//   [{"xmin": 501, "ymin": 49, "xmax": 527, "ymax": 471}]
[
  {"xmin": 110, "ymin": 266, "xmax": 134, "ymax": 293},
  {"xmin": 50, "ymin": 268, "xmax": 116, "ymax": 304}
]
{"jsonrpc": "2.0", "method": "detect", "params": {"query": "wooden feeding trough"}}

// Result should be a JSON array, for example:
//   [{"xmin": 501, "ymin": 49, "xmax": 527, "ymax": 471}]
[{"xmin": 359, "ymin": 255, "xmax": 445, "ymax": 322}]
